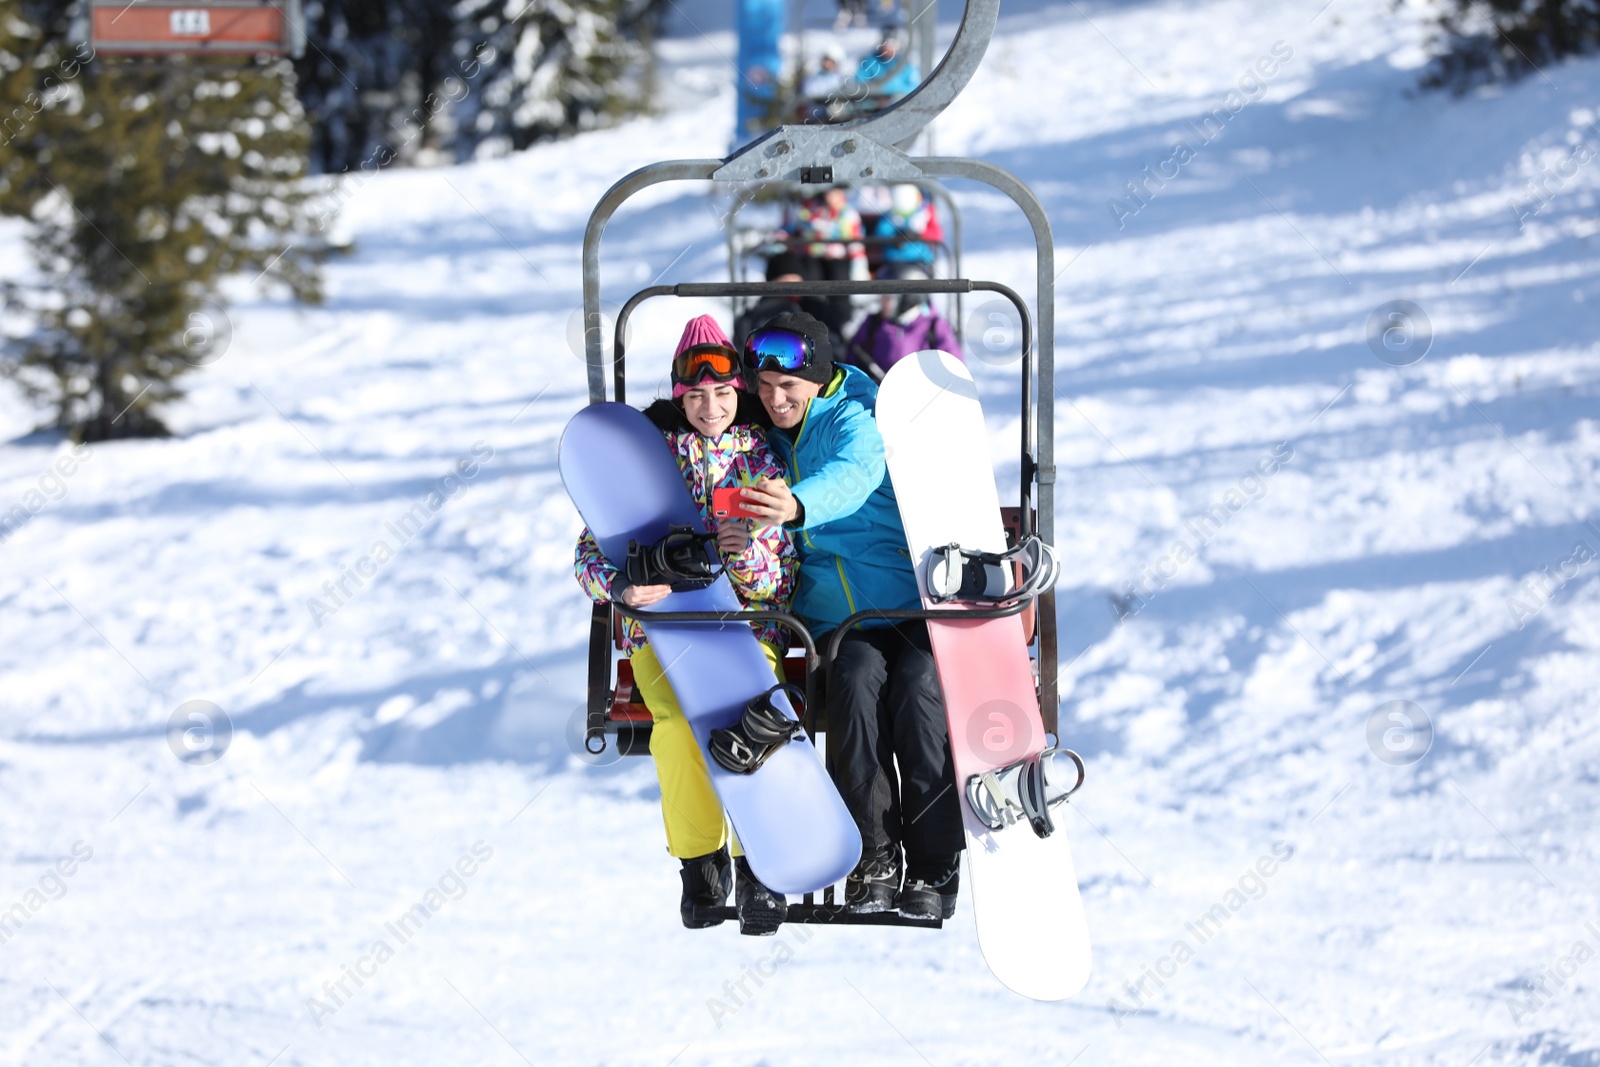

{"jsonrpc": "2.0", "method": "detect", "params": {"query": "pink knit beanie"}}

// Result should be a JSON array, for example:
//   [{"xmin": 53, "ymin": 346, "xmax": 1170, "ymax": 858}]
[{"xmin": 671, "ymin": 314, "xmax": 746, "ymax": 397}]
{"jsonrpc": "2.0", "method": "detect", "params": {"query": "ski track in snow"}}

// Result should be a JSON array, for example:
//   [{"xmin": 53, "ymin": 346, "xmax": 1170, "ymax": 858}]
[{"xmin": 3, "ymin": 0, "xmax": 1599, "ymax": 1063}]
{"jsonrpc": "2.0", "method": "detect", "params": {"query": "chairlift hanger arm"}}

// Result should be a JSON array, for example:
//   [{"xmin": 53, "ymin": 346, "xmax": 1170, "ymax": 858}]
[
  {"xmin": 582, "ymin": 0, "xmax": 1014, "ymax": 383},
  {"xmin": 581, "ymin": 160, "xmax": 720, "ymax": 400},
  {"xmin": 917, "ymin": 159, "xmax": 1056, "ymax": 522}
]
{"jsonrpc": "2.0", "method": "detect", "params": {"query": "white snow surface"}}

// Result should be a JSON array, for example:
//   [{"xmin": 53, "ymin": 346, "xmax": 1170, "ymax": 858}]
[{"xmin": 4, "ymin": 1, "xmax": 1600, "ymax": 1063}]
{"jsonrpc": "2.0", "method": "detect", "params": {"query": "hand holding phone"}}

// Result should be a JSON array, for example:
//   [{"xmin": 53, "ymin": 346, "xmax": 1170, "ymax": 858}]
[
  {"xmin": 712, "ymin": 485, "xmax": 761, "ymax": 521},
  {"xmin": 736, "ymin": 478, "xmax": 800, "ymax": 526}
]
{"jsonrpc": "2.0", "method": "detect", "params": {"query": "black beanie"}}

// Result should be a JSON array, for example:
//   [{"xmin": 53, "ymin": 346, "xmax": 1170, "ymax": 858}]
[
  {"xmin": 755, "ymin": 310, "xmax": 834, "ymax": 385},
  {"xmin": 765, "ymin": 251, "xmax": 806, "ymax": 280}
]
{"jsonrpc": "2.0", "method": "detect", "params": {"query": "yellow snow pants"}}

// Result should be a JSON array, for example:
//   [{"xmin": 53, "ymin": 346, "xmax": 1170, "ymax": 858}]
[{"xmin": 630, "ymin": 641, "xmax": 784, "ymax": 860}]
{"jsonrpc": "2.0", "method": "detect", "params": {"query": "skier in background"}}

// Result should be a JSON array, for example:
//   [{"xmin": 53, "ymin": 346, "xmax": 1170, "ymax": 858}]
[
  {"xmin": 855, "ymin": 26, "xmax": 921, "ymax": 104},
  {"xmin": 872, "ymin": 184, "xmax": 940, "ymax": 272},
  {"xmin": 733, "ymin": 251, "xmax": 845, "ymax": 357},
  {"xmin": 736, "ymin": 311, "xmax": 964, "ymax": 920},
  {"xmin": 845, "ymin": 266, "xmax": 960, "ymax": 381},
  {"xmin": 785, "ymin": 186, "xmax": 868, "ymax": 327},
  {"xmin": 800, "ymin": 44, "xmax": 850, "ymax": 121},
  {"xmin": 573, "ymin": 314, "xmax": 797, "ymax": 935}
]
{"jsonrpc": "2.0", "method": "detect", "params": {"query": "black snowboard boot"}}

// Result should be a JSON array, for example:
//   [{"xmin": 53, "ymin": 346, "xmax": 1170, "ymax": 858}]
[
  {"xmin": 734, "ymin": 856, "xmax": 786, "ymax": 936},
  {"xmin": 679, "ymin": 846, "xmax": 733, "ymax": 929},
  {"xmin": 899, "ymin": 852, "xmax": 960, "ymax": 920},
  {"xmin": 845, "ymin": 843, "xmax": 902, "ymax": 914}
]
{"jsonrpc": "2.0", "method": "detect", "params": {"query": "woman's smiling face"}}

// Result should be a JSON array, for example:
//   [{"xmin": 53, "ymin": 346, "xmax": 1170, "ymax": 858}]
[{"xmin": 680, "ymin": 382, "xmax": 739, "ymax": 437}]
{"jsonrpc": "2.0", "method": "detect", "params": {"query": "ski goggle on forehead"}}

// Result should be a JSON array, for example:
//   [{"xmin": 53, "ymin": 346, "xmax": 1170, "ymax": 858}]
[
  {"xmin": 744, "ymin": 328, "xmax": 812, "ymax": 373},
  {"xmin": 673, "ymin": 344, "xmax": 741, "ymax": 384}
]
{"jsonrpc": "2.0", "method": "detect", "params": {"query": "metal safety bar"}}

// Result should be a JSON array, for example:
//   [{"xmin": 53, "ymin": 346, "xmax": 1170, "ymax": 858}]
[
  {"xmin": 822, "ymin": 600, "xmax": 1033, "ymax": 674},
  {"xmin": 733, "ymin": 235, "xmax": 957, "ymax": 286},
  {"xmin": 610, "ymin": 277, "xmax": 1028, "ymax": 419},
  {"xmin": 612, "ymin": 603, "xmax": 821, "ymax": 746},
  {"xmin": 822, "ymin": 599, "xmax": 1049, "ymax": 735},
  {"xmin": 608, "ymin": 591, "xmax": 1045, "ymax": 748}
]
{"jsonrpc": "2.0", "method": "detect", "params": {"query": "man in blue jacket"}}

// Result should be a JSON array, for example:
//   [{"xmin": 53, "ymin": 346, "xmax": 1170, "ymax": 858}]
[{"xmin": 738, "ymin": 311, "xmax": 963, "ymax": 919}]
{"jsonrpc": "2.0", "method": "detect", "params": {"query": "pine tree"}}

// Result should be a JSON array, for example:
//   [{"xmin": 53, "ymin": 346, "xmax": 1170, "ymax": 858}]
[
  {"xmin": 446, "ymin": 0, "xmax": 662, "ymax": 160},
  {"xmin": 1427, "ymin": 0, "xmax": 1600, "ymax": 89},
  {"xmin": 1, "ymin": 0, "xmax": 325, "ymax": 441},
  {"xmin": 293, "ymin": 0, "xmax": 458, "ymax": 172},
  {"xmin": 293, "ymin": 0, "xmax": 664, "ymax": 172}
]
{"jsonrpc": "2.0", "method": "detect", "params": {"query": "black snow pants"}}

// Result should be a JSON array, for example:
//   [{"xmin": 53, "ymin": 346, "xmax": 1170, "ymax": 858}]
[{"xmin": 823, "ymin": 622, "xmax": 965, "ymax": 859}]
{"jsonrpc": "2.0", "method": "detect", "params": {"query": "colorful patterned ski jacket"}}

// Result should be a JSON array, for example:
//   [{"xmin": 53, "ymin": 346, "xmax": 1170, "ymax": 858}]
[
  {"xmin": 765, "ymin": 365, "xmax": 921, "ymax": 635},
  {"xmin": 574, "ymin": 421, "xmax": 798, "ymax": 654},
  {"xmin": 788, "ymin": 199, "xmax": 867, "ymax": 265}
]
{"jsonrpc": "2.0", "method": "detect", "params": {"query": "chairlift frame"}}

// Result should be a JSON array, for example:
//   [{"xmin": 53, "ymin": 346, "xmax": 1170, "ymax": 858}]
[{"xmin": 575, "ymin": 0, "xmax": 1060, "ymax": 926}]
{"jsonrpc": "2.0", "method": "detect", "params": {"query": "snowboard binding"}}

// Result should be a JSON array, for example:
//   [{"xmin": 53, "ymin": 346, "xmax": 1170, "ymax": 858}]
[
  {"xmin": 966, "ymin": 747, "xmax": 1086, "ymax": 838},
  {"xmin": 624, "ymin": 524, "xmax": 723, "ymax": 592},
  {"xmin": 927, "ymin": 535, "xmax": 1060, "ymax": 605},
  {"xmin": 710, "ymin": 684, "xmax": 808, "ymax": 774}
]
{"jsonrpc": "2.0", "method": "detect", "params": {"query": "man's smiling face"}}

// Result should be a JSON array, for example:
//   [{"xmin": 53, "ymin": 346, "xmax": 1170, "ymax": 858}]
[{"xmin": 757, "ymin": 371, "xmax": 823, "ymax": 430}]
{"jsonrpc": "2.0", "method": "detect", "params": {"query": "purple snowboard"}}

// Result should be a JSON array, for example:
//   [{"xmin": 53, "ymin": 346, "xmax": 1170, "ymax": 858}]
[{"xmin": 559, "ymin": 402, "xmax": 861, "ymax": 895}]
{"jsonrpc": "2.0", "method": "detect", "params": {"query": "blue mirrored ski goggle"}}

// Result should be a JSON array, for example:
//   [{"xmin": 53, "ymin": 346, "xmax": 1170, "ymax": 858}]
[{"xmin": 744, "ymin": 328, "xmax": 812, "ymax": 373}]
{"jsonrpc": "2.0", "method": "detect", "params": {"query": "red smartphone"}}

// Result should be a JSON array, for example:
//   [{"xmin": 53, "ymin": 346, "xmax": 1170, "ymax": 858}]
[{"xmin": 712, "ymin": 486, "xmax": 761, "ymax": 521}]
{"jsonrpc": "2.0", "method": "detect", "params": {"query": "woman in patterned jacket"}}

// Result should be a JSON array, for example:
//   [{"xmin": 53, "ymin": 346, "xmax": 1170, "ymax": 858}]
[
  {"xmin": 786, "ymin": 186, "xmax": 868, "ymax": 326},
  {"xmin": 573, "ymin": 314, "xmax": 798, "ymax": 933}
]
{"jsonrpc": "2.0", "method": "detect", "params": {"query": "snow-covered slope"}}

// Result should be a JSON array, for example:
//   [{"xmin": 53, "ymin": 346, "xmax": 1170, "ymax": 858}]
[{"xmin": 3, "ymin": 1, "xmax": 1598, "ymax": 1064}]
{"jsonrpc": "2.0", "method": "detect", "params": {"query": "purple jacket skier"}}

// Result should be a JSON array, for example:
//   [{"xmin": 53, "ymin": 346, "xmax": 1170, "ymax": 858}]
[{"xmin": 846, "ymin": 295, "xmax": 961, "ymax": 380}]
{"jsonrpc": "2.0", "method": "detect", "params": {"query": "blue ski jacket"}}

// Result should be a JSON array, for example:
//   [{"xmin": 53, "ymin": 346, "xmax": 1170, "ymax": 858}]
[
  {"xmin": 766, "ymin": 365, "xmax": 921, "ymax": 635},
  {"xmin": 856, "ymin": 53, "xmax": 921, "ymax": 99}
]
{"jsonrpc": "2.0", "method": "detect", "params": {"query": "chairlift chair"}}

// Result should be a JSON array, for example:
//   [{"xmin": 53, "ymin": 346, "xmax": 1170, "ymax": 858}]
[{"xmin": 575, "ymin": 0, "xmax": 1060, "ymax": 929}]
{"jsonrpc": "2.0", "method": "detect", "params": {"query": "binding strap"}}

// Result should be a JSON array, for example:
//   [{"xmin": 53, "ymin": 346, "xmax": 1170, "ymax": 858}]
[
  {"xmin": 709, "ymin": 684, "xmax": 807, "ymax": 775},
  {"xmin": 975, "ymin": 769, "xmax": 1026, "ymax": 829},
  {"xmin": 739, "ymin": 684, "xmax": 807, "ymax": 745},
  {"xmin": 1017, "ymin": 759, "xmax": 1054, "ymax": 838},
  {"xmin": 624, "ymin": 524, "xmax": 723, "ymax": 591},
  {"xmin": 967, "ymin": 746, "xmax": 1088, "ymax": 838},
  {"xmin": 926, "ymin": 535, "xmax": 1060, "ymax": 605}
]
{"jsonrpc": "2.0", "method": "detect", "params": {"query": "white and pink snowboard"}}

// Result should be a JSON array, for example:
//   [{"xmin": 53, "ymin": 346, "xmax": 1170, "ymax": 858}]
[{"xmin": 877, "ymin": 349, "xmax": 1092, "ymax": 1001}]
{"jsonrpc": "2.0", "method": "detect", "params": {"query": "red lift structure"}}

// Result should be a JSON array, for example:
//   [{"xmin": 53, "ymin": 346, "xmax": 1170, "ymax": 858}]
[{"xmin": 88, "ymin": 0, "xmax": 305, "ymax": 58}]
